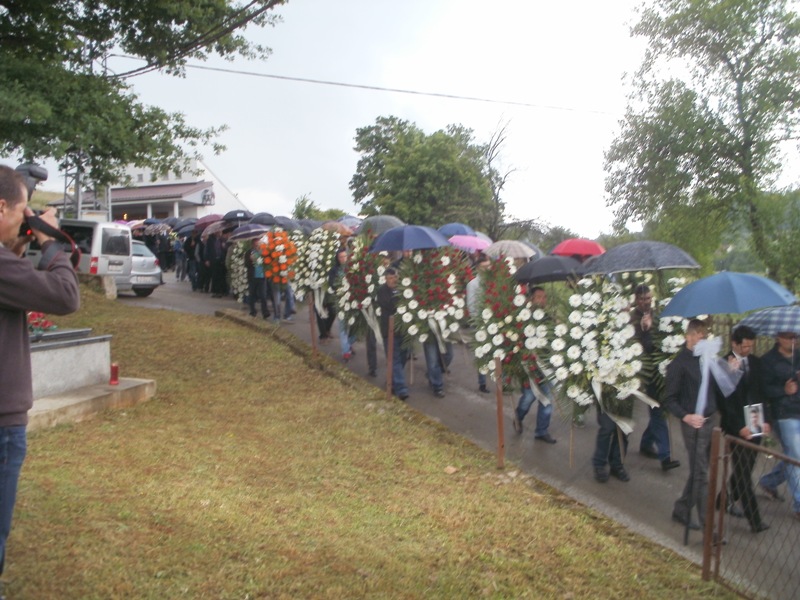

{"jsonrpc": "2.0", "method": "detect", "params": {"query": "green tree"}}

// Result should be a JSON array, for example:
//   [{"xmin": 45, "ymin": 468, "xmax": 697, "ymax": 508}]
[
  {"xmin": 349, "ymin": 116, "xmax": 494, "ymax": 227},
  {"xmin": 605, "ymin": 0, "xmax": 800, "ymax": 277},
  {"xmin": 291, "ymin": 194, "xmax": 346, "ymax": 221},
  {"xmin": 749, "ymin": 190, "xmax": 800, "ymax": 290},
  {"xmin": 0, "ymin": 0, "xmax": 284, "ymax": 186}
]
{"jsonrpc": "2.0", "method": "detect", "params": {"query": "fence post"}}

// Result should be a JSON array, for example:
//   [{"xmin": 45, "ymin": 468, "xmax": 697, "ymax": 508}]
[{"xmin": 703, "ymin": 427, "xmax": 724, "ymax": 581}]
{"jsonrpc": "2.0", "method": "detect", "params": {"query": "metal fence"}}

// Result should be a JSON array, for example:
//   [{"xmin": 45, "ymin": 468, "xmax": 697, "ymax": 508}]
[{"xmin": 705, "ymin": 429, "xmax": 800, "ymax": 599}]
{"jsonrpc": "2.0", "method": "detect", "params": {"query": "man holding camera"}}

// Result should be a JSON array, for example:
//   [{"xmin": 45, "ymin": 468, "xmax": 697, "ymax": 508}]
[{"xmin": 0, "ymin": 165, "xmax": 80, "ymax": 588}]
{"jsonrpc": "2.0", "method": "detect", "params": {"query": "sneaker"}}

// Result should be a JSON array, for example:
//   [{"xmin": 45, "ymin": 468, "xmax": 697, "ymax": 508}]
[
  {"xmin": 434, "ymin": 389, "xmax": 445, "ymax": 398},
  {"xmin": 610, "ymin": 466, "xmax": 630, "ymax": 482},
  {"xmin": 534, "ymin": 433, "xmax": 557, "ymax": 444},
  {"xmin": 594, "ymin": 466, "xmax": 609, "ymax": 483},
  {"xmin": 283, "ymin": 316, "xmax": 294, "ymax": 323},
  {"xmin": 661, "ymin": 459, "xmax": 681, "ymax": 471}
]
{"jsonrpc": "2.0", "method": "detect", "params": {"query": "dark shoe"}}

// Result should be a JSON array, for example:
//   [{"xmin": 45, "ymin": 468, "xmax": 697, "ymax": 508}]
[
  {"xmin": 759, "ymin": 484, "xmax": 785, "ymax": 502},
  {"xmin": 479, "ymin": 385, "xmax": 490, "ymax": 394},
  {"xmin": 368, "ymin": 369, "xmax": 377, "ymax": 377},
  {"xmin": 535, "ymin": 433, "xmax": 557, "ymax": 444},
  {"xmin": 398, "ymin": 394, "xmax": 409, "ymax": 401},
  {"xmin": 512, "ymin": 415, "xmax": 523, "ymax": 435},
  {"xmin": 710, "ymin": 532, "xmax": 727, "ymax": 546},
  {"xmin": 640, "ymin": 447, "xmax": 659, "ymax": 460},
  {"xmin": 727, "ymin": 503, "xmax": 745, "ymax": 519},
  {"xmin": 752, "ymin": 522, "xmax": 770, "ymax": 534},
  {"xmin": 434, "ymin": 389, "xmax": 445, "ymax": 398},
  {"xmin": 610, "ymin": 466, "xmax": 630, "ymax": 482},
  {"xmin": 672, "ymin": 512, "xmax": 700, "ymax": 531},
  {"xmin": 594, "ymin": 466, "xmax": 609, "ymax": 483},
  {"xmin": 661, "ymin": 459, "xmax": 681, "ymax": 471}
]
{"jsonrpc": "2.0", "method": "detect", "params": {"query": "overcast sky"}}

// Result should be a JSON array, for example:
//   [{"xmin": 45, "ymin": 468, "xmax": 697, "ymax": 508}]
[{"xmin": 47, "ymin": 0, "xmax": 649, "ymax": 238}]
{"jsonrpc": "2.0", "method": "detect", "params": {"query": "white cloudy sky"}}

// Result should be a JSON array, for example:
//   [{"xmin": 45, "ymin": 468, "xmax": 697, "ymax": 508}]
[{"xmin": 47, "ymin": 0, "xmax": 650, "ymax": 238}]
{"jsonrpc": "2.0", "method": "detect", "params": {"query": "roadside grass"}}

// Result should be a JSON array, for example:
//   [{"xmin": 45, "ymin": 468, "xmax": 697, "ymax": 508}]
[{"xmin": 8, "ymin": 287, "xmax": 735, "ymax": 599}]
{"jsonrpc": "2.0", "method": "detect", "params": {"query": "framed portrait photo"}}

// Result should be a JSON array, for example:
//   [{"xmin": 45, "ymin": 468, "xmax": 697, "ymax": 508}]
[{"xmin": 745, "ymin": 403, "xmax": 765, "ymax": 437}]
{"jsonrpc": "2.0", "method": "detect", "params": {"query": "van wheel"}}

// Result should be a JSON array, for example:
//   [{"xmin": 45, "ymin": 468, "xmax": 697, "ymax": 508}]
[{"xmin": 133, "ymin": 288, "xmax": 154, "ymax": 297}]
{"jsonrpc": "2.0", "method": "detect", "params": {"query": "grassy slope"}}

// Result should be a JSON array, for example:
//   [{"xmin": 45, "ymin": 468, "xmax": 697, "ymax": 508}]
[{"xmin": 9, "ymin": 288, "xmax": 734, "ymax": 599}]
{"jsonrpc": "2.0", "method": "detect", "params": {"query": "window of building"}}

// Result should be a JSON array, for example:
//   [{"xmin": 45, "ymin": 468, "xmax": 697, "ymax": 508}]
[{"xmin": 137, "ymin": 174, "xmax": 144, "ymax": 183}]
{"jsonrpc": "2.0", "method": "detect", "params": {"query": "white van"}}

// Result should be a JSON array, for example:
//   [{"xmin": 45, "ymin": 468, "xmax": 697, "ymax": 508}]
[{"xmin": 26, "ymin": 219, "xmax": 134, "ymax": 291}]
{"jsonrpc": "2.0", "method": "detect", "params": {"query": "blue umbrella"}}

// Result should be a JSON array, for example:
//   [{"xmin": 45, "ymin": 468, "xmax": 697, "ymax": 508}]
[
  {"xmin": 438, "ymin": 222, "xmax": 476, "ymax": 237},
  {"xmin": 737, "ymin": 305, "xmax": 800, "ymax": 336},
  {"xmin": 661, "ymin": 272, "xmax": 797, "ymax": 317},
  {"xmin": 370, "ymin": 225, "xmax": 451, "ymax": 252}
]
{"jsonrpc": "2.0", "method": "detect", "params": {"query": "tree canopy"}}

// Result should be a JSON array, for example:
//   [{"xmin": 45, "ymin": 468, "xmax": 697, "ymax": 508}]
[
  {"xmin": 349, "ymin": 116, "xmax": 496, "ymax": 230},
  {"xmin": 605, "ymin": 0, "xmax": 800, "ymax": 279},
  {"xmin": 0, "ymin": 0, "xmax": 284, "ymax": 185}
]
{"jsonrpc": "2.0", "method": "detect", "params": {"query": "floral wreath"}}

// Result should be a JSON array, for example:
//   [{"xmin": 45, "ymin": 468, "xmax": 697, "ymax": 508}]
[
  {"xmin": 292, "ymin": 227, "xmax": 340, "ymax": 315},
  {"xmin": 337, "ymin": 237, "xmax": 388, "ymax": 340},
  {"xmin": 470, "ymin": 257, "xmax": 550, "ymax": 390},
  {"xmin": 543, "ymin": 277, "xmax": 646, "ymax": 432},
  {"xmin": 230, "ymin": 241, "xmax": 250, "ymax": 303},
  {"xmin": 256, "ymin": 227, "xmax": 297, "ymax": 291},
  {"xmin": 395, "ymin": 247, "xmax": 472, "ymax": 350},
  {"xmin": 28, "ymin": 311, "xmax": 57, "ymax": 337}
]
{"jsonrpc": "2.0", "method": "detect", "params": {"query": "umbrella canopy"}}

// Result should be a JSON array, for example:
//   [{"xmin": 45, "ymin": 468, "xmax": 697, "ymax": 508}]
[
  {"xmin": 448, "ymin": 234, "xmax": 490, "ymax": 254},
  {"xmin": 223, "ymin": 209, "xmax": 253, "ymax": 223},
  {"xmin": 337, "ymin": 215, "xmax": 363, "ymax": 230},
  {"xmin": 581, "ymin": 241, "xmax": 699, "ymax": 275},
  {"xmin": 484, "ymin": 240, "xmax": 535, "ymax": 260},
  {"xmin": 143, "ymin": 217, "xmax": 162, "ymax": 225},
  {"xmin": 474, "ymin": 231, "xmax": 493, "ymax": 244},
  {"xmin": 519, "ymin": 241, "xmax": 543, "ymax": 260},
  {"xmin": 163, "ymin": 216, "xmax": 179, "ymax": 227},
  {"xmin": 370, "ymin": 225, "xmax": 451, "ymax": 252},
  {"xmin": 661, "ymin": 272, "xmax": 797, "ymax": 317},
  {"xmin": 356, "ymin": 215, "xmax": 405, "ymax": 238},
  {"xmin": 229, "ymin": 223, "xmax": 272, "ymax": 242},
  {"xmin": 273, "ymin": 216, "xmax": 301, "ymax": 231},
  {"xmin": 298, "ymin": 218, "xmax": 323, "ymax": 231},
  {"xmin": 737, "ymin": 305, "xmax": 800, "ymax": 336},
  {"xmin": 128, "ymin": 219, "xmax": 146, "ymax": 231},
  {"xmin": 194, "ymin": 213, "xmax": 223, "ymax": 232},
  {"xmin": 175, "ymin": 223, "xmax": 196, "ymax": 237},
  {"xmin": 144, "ymin": 222, "xmax": 172, "ymax": 236},
  {"xmin": 438, "ymin": 222, "xmax": 476, "ymax": 237},
  {"xmin": 321, "ymin": 221, "xmax": 354, "ymax": 236},
  {"xmin": 200, "ymin": 220, "xmax": 231, "ymax": 241},
  {"xmin": 551, "ymin": 238, "xmax": 605, "ymax": 260},
  {"xmin": 250, "ymin": 212, "xmax": 276, "ymax": 226},
  {"xmin": 514, "ymin": 255, "xmax": 582, "ymax": 284},
  {"xmin": 173, "ymin": 217, "xmax": 197, "ymax": 231}
]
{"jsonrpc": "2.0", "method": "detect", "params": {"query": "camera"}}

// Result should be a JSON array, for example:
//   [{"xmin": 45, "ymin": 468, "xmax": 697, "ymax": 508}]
[
  {"xmin": 18, "ymin": 209, "xmax": 42, "ymax": 238},
  {"xmin": 15, "ymin": 163, "xmax": 48, "ymax": 201}
]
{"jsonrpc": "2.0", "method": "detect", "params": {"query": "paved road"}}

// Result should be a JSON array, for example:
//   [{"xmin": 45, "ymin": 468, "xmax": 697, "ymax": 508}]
[{"xmin": 119, "ymin": 278, "xmax": 797, "ymax": 595}]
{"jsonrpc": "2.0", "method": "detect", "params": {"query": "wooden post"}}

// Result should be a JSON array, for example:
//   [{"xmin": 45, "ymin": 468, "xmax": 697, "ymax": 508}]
[
  {"xmin": 386, "ymin": 315, "xmax": 395, "ymax": 402},
  {"xmin": 309, "ymin": 295, "xmax": 318, "ymax": 356},
  {"xmin": 494, "ymin": 358, "xmax": 505, "ymax": 469}
]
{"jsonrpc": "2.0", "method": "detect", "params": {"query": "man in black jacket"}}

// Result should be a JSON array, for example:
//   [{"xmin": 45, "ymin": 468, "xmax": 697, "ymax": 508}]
[
  {"xmin": 377, "ymin": 267, "xmax": 409, "ymax": 400},
  {"xmin": 0, "ymin": 165, "xmax": 80, "ymax": 589},
  {"xmin": 719, "ymin": 326, "xmax": 770, "ymax": 533}
]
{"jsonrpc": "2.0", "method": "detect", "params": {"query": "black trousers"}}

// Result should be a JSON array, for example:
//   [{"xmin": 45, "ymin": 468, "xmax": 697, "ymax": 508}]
[{"xmin": 728, "ymin": 444, "xmax": 763, "ymax": 529}]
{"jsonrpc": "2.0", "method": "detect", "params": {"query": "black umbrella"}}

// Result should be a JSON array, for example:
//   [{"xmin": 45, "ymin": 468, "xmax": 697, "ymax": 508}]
[
  {"xmin": 175, "ymin": 223, "xmax": 196, "ymax": 237},
  {"xmin": 273, "ymin": 216, "xmax": 301, "ymax": 231},
  {"xmin": 514, "ymin": 255, "xmax": 582, "ymax": 284},
  {"xmin": 173, "ymin": 217, "xmax": 197, "ymax": 231},
  {"xmin": 356, "ymin": 215, "xmax": 405, "ymax": 238},
  {"xmin": 163, "ymin": 216, "xmax": 179, "ymax": 227},
  {"xmin": 223, "ymin": 209, "xmax": 253, "ymax": 223},
  {"xmin": 581, "ymin": 241, "xmax": 699, "ymax": 275},
  {"xmin": 250, "ymin": 212, "xmax": 276, "ymax": 226},
  {"xmin": 143, "ymin": 217, "xmax": 162, "ymax": 225}
]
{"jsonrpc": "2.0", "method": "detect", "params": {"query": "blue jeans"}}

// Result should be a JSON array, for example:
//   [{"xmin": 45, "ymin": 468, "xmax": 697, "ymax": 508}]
[
  {"xmin": 339, "ymin": 323, "xmax": 356, "ymax": 356},
  {"xmin": 592, "ymin": 410, "xmax": 628, "ymax": 470},
  {"xmin": 0, "ymin": 426, "xmax": 26, "ymax": 575},
  {"xmin": 248, "ymin": 277, "xmax": 269, "ymax": 318},
  {"xmin": 422, "ymin": 340, "xmax": 453, "ymax": 392},
  {"xmin": 759, "ymin": 422, "xmax": 786, "ymax": 492},
  {"xmin": 384, "ymin": 334, "xmax": 409, "ymax": 396},
  {"xmin": 516, "ymin": 382, "xmax": 553, "ymax": 437},
  {"xmin": 284, "ymin": 283, "xmax": 295, "ymax": 316},
  {"xmin": 639, "ymin": 405, "xmax": 671, "ymax": 461},
  {"xmin": 778, "ymin": 418, "xmax": 800, "ymax": 512}
]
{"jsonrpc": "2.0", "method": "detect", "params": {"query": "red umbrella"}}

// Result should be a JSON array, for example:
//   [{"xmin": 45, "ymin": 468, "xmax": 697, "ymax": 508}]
[
  {"xmin": 550, "ymin": 238, "xmax": 605, "ymax": 261},
  {"xmin": 194, "ymin": 213, "xmax": 222, "ymax": 233}
]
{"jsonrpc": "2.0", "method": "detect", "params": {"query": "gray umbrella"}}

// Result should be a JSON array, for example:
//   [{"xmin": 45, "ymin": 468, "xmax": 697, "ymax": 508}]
[
  {"xmin": 273, "ymin": 216, "xmax": 301, "ymax": 231},
  {"xmin": 356, "ymin": 215, "xmax": 405, "ymax": 238},
  {"xmin": 581, "ymin": 241, "xmax": 699, "ymax": 275}
]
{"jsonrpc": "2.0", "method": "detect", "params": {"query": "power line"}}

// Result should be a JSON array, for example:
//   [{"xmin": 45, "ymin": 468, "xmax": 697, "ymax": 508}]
[{"xmin": 111, "ymin": 55, "xmax": 618, "ymax": 116}]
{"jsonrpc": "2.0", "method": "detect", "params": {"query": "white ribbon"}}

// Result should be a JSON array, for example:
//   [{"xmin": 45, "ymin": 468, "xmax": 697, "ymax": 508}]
[
  {"xmin": 361, "ymin": 306, "xmax": 384, "ymax": 350},
  {"xmin": 693, "ymin": 337, "xmax": 741, "ymax": 415},
  {"xmin": 313, "ymin": 288, "xmax": 327, "ymax": 319},
  {"xmin": 427, "ymin": 317, "xmax": 448, "ymax": 354}
]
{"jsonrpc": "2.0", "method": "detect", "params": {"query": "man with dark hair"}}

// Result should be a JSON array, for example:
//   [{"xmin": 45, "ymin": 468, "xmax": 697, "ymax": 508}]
[
  {"xmin": 760, "ymin": 331, "xmax": 800, "ymax": 521},
  {"xmin": 664, "ymin": 319, "xmax": 721, "ymax": 531},
  {"xmin": 0, "ymin": 164, "xmax": 80, "ymax": 588},
  {"xmin": 718, "ymin": 325, "xmax": 769, "ymax": 533},
  {"xmin": 633, "ymin": 284, "xmax": 680, "ymax": 471}
]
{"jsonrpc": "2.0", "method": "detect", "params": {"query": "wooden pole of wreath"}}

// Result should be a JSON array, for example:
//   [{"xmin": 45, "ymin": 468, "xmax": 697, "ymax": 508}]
[
  {"xmin": 309, "ymin": 295, "xmax": 318, "ymax": 357},
  {"xmin": 494, "ymin": 357, "xmax": 505, "ymax": 469},
  {"xmin": 386, "ymin": 315, "xmax": 395, "ymax": 402}
]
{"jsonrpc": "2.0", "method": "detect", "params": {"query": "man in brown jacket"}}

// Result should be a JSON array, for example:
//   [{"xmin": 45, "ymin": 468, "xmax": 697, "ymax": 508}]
[{"xmin": 0, "ymin": 165, "xmax": 80, "ymax": 591}]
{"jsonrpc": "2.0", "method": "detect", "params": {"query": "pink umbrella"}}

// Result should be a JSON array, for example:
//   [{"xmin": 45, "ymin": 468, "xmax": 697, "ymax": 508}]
[
  {"xmin": 194, "ymin": 213, "xmax": 223, "ymax": 233},
  {"xmin": 449, "ymin": 234, "xmax": 490, "ymax": 254}
]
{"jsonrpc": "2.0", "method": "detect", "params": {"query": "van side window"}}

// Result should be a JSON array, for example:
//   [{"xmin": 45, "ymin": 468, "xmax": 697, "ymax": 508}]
[
  {"xmin": 103, "ymin": 232, "xmax": 130, "ymax": 256},
  {"xmin": 61, "ymin": 225, "xmax": 93, "ymax": 253}
]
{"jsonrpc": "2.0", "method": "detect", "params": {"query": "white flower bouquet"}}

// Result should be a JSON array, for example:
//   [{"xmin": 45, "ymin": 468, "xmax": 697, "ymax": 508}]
[
  {"xmin": 337, "ymin": 238, "xmax": 388, "ymax": 339},
  {"xmin": 292, "ymin": 227, "xmax": 340, "ymax": 314}
]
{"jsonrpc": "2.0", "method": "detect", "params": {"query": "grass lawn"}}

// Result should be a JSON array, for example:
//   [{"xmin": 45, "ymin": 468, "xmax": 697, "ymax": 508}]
[{"xmin": 8, "ymin": 287, "xmax": 735, "ymax": 599}]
